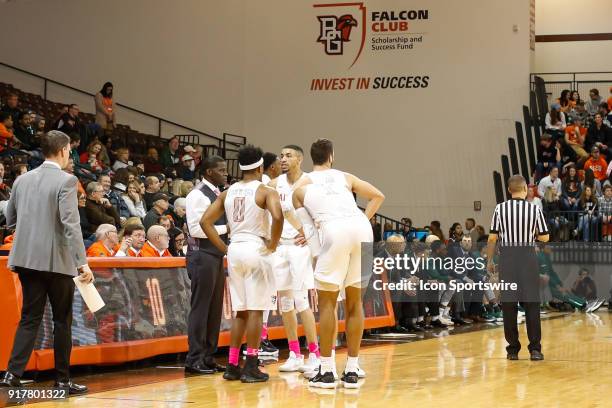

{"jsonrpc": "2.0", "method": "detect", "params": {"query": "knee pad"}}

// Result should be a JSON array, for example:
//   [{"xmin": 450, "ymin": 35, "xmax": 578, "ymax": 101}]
[
  {"xmin": 294, "ymin": 290, "xmax": 311, "ymax": 312},
  {"xmin": 280, "ymin": 295, "xmax": 295, "ymax": 313}
]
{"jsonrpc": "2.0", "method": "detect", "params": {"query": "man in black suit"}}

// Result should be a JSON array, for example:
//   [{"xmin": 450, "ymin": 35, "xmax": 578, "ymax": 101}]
[
  {"xmin": 184, "ymin": 156, "xmax": 229, "ymax": 374},
  {"xmin": 0, "ymin": 131, "xmax": 94, "ymax": 394}
]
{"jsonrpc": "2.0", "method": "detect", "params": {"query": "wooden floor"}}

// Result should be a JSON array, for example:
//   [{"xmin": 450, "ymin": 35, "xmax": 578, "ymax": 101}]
[{"xmin": 14, "ymin": 312, "xmax": 612, "ymax": 407}]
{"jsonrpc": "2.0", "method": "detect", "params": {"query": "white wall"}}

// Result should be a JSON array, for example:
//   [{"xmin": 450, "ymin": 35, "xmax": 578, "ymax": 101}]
[
  {"xmin": 534, "ymin": 0, "xmax": 612, "ymax": 72},
  {"xmin": 244, "ymin": 0, "xmax": 531, "ymax": 227},
  {"xmin": 0, "ymin": 0, "xmax": 246, "ymax": 140}
]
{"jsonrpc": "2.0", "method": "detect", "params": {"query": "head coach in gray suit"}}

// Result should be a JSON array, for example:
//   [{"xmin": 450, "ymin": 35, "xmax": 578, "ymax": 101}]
[{"xmin": 0, "ymin": 131, "xmax": 94, "ymax": 395}]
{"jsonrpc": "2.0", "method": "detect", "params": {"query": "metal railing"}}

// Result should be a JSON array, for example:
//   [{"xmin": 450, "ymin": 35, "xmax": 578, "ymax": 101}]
[{"xmin": 529, "ymin": 71, "xmax": 612, "ymax": 108}]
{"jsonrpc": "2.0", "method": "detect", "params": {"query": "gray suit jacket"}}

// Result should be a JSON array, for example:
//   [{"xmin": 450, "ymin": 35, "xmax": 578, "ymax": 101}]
[{"xmin": 6, "ymin": 162, "xmax": 87, "ymax": 276}]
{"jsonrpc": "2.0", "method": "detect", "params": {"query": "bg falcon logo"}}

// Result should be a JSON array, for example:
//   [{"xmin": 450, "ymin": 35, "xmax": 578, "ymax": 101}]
[{"xmin": 314, "ymin": 2, "xmax": 366, "ymax": 68}]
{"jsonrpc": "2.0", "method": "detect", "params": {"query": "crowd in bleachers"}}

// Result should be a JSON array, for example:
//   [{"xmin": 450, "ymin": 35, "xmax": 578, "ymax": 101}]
[
  {"xmin": 536, "ymin": 87, "xmax": 612, "ymax": 242},
  {"xmin": 0, "ymin": 85, "xmax": 210, "ymax": 258}
]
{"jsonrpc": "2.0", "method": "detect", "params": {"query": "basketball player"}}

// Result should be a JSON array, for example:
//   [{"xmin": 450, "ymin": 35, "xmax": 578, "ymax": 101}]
[
  {"xmin": 289, "ymin": 139, "xmax": 384, "ymax": 389},
  {"xmin": 200, "ymin": 145, "xmax": 283, "ymax": 383},
  {"xmin": 262, "ymin": 152, "xmax": 282, "ymax": 185},
  {"xmin": 268, "ymin": 145, "xmax": 320, "ymax": 372}
]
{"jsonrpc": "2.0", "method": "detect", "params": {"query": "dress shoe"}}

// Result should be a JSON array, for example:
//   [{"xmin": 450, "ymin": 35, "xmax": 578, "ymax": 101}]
[
  {"xmin": 507, "ymin": 353, "xmax": 519, "ymax": 360},
  {"xmin": 54, "ymin": 380, "xmax": 88, "ymax": 395},
  {"xmin": 405, "ymin": 324, "xmax": 425, "ymax": 333},
  {"xmin": 530, "ymin": 350, "xmax": 544, "ymax": 361},
  {"xmin": 185, "ymin": 364, "xmax": 215, "ymax": 375},
  {"xmin": 205, "ymin": 362, "xmax": 226, "ymax": 372},
  {"xmin": 0, "ymin": 371, "xmax": 21, "ymax": 387},
  {"xmin": 416, "ymin": 321, "xmax": 433, "ymax": 330},
  {"xmin": 451, "ymin": 317, "xmax": 470, "ymax": 325}
]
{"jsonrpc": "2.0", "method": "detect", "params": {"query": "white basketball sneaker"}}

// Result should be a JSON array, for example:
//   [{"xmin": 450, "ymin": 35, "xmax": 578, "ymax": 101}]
[
  {"xmin": 299, "ymin": 353, "xmax": 320, "ymax": 373},
  {"xmin": 279, "ymin": 351, "xmax": 304, "ymax": 372}
]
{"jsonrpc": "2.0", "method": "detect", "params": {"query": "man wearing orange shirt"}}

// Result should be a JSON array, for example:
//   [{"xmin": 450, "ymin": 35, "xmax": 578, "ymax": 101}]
[
  {"xmin": 86, "ymin": 224, "xmax": 119, "ymax": 257},
  {"xmin": 140, "ymin": 225, "xmax": 171, "ymax": 257},
  {"xmin": 0, "ymin": 112, "xmax": 15, "ymax": 151},
  {"xmin": 584, "ymin": 146, "xmax": 608, "ymax": 182},
  {"xmin": 565, "ymin": 117, "xmax": 589, "ymax": 166},
  {"xmin": 115, "ymin": 224, "xmax": 146, "ymax": 257}
]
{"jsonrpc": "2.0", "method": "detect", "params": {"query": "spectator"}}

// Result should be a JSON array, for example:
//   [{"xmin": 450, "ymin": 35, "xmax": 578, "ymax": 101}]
[
  {"xmin": 599, "ymin": 185, "xmax": 612, "ymax": 241},
  {"xmin": 370, "ymin": 217, "xmax": 382, "ymax": 242},
  {"xmin": 98, "ymin": 134, "xmax": 115, "ymax": 167},
  {"xmin": 140, "ymin": 225, "xmax": 171, "ymax": 257},
  {"xmin": 32, "ymin": 115, "xmax": 46, "ymax": 138},
  {"xmin": 569, "ymin": 100, "xmax": 588, "ymax": 125},
  {"xmin": 570, "ymin": 90, "xmax": 581, "ymax": 108},
  {"xmin": 77, "ymin": 191, "xmax": 94, "ymax": 244},
  {"xmin": 80, "ymin": 141, "xmax": 105, "ymax": 172},
  {"xmin": 535, "ymin": 133, "xmax": 561, "ymax": 182},
  {"xmin": 0, "ymin": 162, "xmax": 11, "ymax": 201},
  {"xmin": 86, "ymin": 224, "xmax": 118, "ymax": 257},
  {"xmin": 382, "ymin": 221, "xmax": 393, "ymax": 240},
  {"xmin": 400, "ymin": 217, "xmax": 415, "ymax": 241},
  {"xmin": 179, "ymin": 180, "xmax": 194, "ymax": 197},
  {"xmin": 599, "ymin": 102, "xmax": 612, "ymax": 127},
  {"xmin": 542, "ymin": 186, "xmax": 568, "ymax": 241},
  {"xmin": 582, "ymin": 168, "xmax": 602, "ymax": 198},
  {"xmin": 584, "ymin": 146, "xmax": 608, "ymax": 182},
  {"xmin": 143, "ymin": 192, "xmax": 169, "ymax": 232},
  {"xmin": 143, "ymin": 175, "xmax": 162, "ymax": 209},
  {"xmin": 69, "ymin": 134, "xmax": 81, "ymax": 163},
  {"xmin": 608, "ymin": 86, "xmax": 612, "ymax": 111},
  {"xmin": 574, "ymin": 185, "xmax": 598, "ymax": 241},
  {"xmin": 526, "ymin": 184, "xmax": 543, "ymax": 212},
  {"xmin": 177, "ymin": 154, "xmax": 195, "ymax": 181},
  {"xmin": 85, "ymin": 181, "xmax": 120, "ymax": 229},
  {"xmin": 168, "ymin": 197, "xmax": 186, "ymax": 229},
  {"xmin": 56, "ymin": 104, "xmax": 81, "ymax": 136},
  {"xmin": 1, "ymin": 93, "xmax": 20, "ymax": 124},
  {"xmin": 557, "ymin": 89, "xmax": 572, "ymax": 113},
  {"xmin": 95, "ymin": 82, "xmax": 117, "ymax": 132},
  {"xmin": 143, "ymin": 147, "xmax": 163, "ymax": 174},
  {"xmin": 65, "ymin": 158, "xmax": 86, "ymax": 197},
  {"xmin": 429, "ymin": 220, "xmax": 445, "ymax": 241},
  {"xmin": 112, "ymin": 147, "xmax": 132, "ymax": 171},
  {"xmin": 122, "ymin": 180, "xmax": 147, "ymax": 218},
  {"xmin": 448, "ymin": 222, "xmax": 463, "ymax": 244},
  {"xmin": 545, "ymin": 103, "xmax": 566, "ymax": 141},
  {"xmin": 561, "ymin": 165, "xmax": 581, "ymax": 210},
  {"xmin": 13, "ymin": 164, "xmax": 28, "ymax": 179},
  {"xmin": 160, "ymin": 136, "xmax": 180, "ymax": 168},
  {"xmin": 159, "ymin": 215, "xmax": 173, "ymax": 231},
  {"xmin": 13, "ymin": 111, "xmax": 35, "ymax": 149},
  {"xmin": 115, "ymin": 223, "xmax": 147, "ymax": 257},
  {"xmin": 0, "ymin": 112, "xmax": 15, "ymax": 151},
  {"xmin": 99, "ymin": 174, "xmax": 130, "ymax": 222},
  {"xmin": 571, "ymin": 268, "xmax": 597, "ymax": 301},
  {"xmin": 537, "ymin": 166, "xmax": 562, "ymax": 199},
  {"xmin": 564, "ymin": 117, "xmax": 589, "ymax": 167},
  {"xmin": 193, "ymin": 145, "xmax": 204, "ymax": 167},
  {"xmin": 586, "ymin": 88, "xmax": 603, "ymax": 116},
  {"xmin": 168, "ymin": 227, "xmax": 186, "ymax": 256},
  {"xmin": 586, "ymin": 113, "xmax": 612, "ymax": 157},
  {"xmin": 475, "ymin": 225, "xmax": 486, "ymax": 240}
]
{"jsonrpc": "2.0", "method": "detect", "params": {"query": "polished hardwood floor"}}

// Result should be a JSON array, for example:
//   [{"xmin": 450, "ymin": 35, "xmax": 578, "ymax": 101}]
[{"xmin": 6, "ymin": 311, "xmax": 612, "ymax": 407}]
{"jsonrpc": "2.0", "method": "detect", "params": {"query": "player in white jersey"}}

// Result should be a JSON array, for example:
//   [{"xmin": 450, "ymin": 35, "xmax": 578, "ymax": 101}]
[
  {"xmin": 267, "ymin": 145, "xmax": 320, "ymax": 373},
  {"xmin": 201, "ymin": 145, "xmax": 283, "ymax": 384},
  {"xmin": 261, "ymin": 152, "xmax": 281, "ymax": 185},
  {"xmin": 289, "ymin": 139, "xmax": 384, "ymax": 389}
]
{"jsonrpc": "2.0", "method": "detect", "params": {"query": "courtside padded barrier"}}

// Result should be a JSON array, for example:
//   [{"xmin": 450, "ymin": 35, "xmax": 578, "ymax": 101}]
[{"xmin": 0, "ymin": 257, "xmax": 394, "ymax": 371}]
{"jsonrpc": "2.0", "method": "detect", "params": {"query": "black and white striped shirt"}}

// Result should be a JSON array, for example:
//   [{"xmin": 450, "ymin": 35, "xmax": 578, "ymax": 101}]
[{"xmin": 490, "ymin": 198, "xmax": 549, "ymax": 244}]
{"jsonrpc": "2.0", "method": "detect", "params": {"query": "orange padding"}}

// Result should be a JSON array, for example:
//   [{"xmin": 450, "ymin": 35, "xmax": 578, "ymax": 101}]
[{"xmin": 0, "ymin": 257, "xmax": 394, "ymax": 372}]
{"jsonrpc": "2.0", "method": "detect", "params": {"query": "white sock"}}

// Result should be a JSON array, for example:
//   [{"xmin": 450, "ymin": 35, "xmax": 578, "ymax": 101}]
[
  {"xmin": 345, "ymin": 356, "xmax": 359, "ymax": 373},
  {"xmin": 320, "ymin": 356, "xmax": 334, "ymax": 374}
]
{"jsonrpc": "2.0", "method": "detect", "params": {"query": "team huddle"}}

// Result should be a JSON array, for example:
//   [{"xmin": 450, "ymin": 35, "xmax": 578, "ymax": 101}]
[{"xmin": 200, "ymin": 139, "xmax": 385, "ymax": 388}]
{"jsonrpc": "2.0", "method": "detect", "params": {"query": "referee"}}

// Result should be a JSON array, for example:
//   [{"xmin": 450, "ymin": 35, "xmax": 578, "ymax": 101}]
[{"xmin": 487, "ymin": 175, "xmax": 549, "ymax": 361}]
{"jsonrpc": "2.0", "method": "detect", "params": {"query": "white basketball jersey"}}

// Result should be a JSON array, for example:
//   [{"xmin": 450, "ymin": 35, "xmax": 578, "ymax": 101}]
[
  {"xmin": 225, "ymin": 180, "xmax": 268, "ymax": 242},
  {"xmin": 304, "ymin": 169, "xmax": 363, "ymax": 224},
  {"xmin": 276, "ymin": 172, "xmax": 307, "ymax": 239}
]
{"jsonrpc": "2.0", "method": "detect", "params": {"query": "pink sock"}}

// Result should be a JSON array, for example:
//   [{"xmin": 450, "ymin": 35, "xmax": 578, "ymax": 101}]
[
  {"xmin": 247, "ymin": 347, "xmax": 259, "ymax": 357},
  {"xmin": 229, "ymin": 347, "xmax": 239, "ymax": 366},
  {"xmin": 261, "ymin": 324, "xmax": 268, "ymax": 340},
  {"xmin": 331, "ymin": 344, "xmax": 336, "ymax": 350},
  {"xmin": 308, "ymin": 342, "xmax": 320, "ymax": 358},
  {"xmin": 288, "ymin": 340, "xmax": 302, "ymax": 357}
]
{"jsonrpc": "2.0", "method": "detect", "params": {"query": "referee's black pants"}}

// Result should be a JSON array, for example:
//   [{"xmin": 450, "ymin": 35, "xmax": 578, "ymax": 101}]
[
  {"xmin": 499, "ymin": 247, "xmax": 541, "ymax": 354},
  {"xmin": 185, "ymin": 249, "xmax": 225, "ymax": 367}
]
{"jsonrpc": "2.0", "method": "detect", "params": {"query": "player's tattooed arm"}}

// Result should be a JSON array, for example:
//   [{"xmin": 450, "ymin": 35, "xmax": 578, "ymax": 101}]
[
  {"xmin": 344, "ymin": 172, "xmax": 385, "ymax": 220},
  {"xmin": 200, "ymin": 191, "xmax": 229, "ymax": 254}
]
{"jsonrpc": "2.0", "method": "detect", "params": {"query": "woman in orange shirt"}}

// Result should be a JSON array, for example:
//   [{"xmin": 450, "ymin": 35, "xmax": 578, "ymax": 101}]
[{"xmin": 95, "ymin": 82, "xmax": 116, "ymax": 132}]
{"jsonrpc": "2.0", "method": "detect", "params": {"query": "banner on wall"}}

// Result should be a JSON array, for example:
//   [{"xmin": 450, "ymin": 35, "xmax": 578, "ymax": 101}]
[{"xmin": 311, "ymin": 1, "xmax": 431, "ymax": 91}]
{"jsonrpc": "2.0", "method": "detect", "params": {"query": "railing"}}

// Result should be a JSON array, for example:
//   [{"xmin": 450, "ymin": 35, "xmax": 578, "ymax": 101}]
[
  {"xmin": 0, "ymin": 61, "xmax": 225, "ymax": 146},
  {"xmin": 529, "ymin": 71, "xmax": 612, "ymax": 108},
  {"xmin": 543, "ymin": 210, "xmax": 610, "ymax": 243}
]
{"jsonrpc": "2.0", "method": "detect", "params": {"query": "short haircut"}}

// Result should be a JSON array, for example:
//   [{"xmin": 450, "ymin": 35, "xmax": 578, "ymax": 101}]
[
  {"xmin": 263, "ymin": 152, "xmax": 278, "ymax": 171},
  {"xmin": 41, "ymin": 130, "xmax": 70, "ymax": 158},
  {"xmin": 311, "ymin": 138, "xmax": 333, "ymax": 165},
  {"xmin": 507, "ymin": 174, "xmax": 527, "ymax": 193},
  {"xmin": 144, "ymin": 176, "xmax": 159, "ymax": 188},
  {"xmin": 6, "ymin": 92, "xmax": 17, "ymax": 99},
  {"xmin": 541, "ymin": 133, "xmax": 552, "ymax": 141},
  {"xmin": 386, "ymin": 234, "xmax": 405, "ymax": 243},
  {"xmin": 604, "ymin": 184, "xmax": 612, "ymax": 193},
  {"xmin": 124, "ymin": 223, "xmax": 145, "ymax": 236},
  {"xmin": 283, "ymin": 144, "xmax": 304, "ymax": 155},
  {"xmin": 95, "ymin": 224, "xmax": 117, "ymax": 241},
  {"xmin": 590, "ymin": 88, "xmax": 599, "ymax": 96},
  {"xmin": 147, "ymin": 225, "xmax": 166, "ymax": 240},
  {"xmin": 70, "ymin": 133, "xmax": 80, "ymax": 143},
  {"xmin": 201, "ymin": 155, "xmax": 225, "ymax": 173},
  {"xmin": 69, "ymin": 104, "xmax": 78, "ymax": 109},
  {"xmin": 86, "ymin": 182, "xmax": 101, "ymax": 195},
  {"xmin": 466, "ymin": 217, "xmax": 476, "ymax": 225},
  {"xmin": 238, "ymin": 145, "xmax": 263, "ymax": 169},
  {"xmin": 174, "ymin": 197, "xmax": 186, "ymax": 209},
  {"xmin": 0, "ymin": 112, "xmax": 11, "ymax": 122}
]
